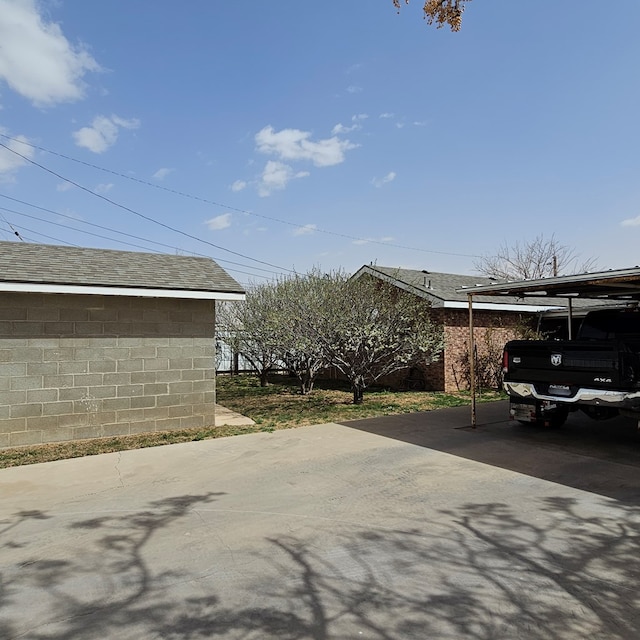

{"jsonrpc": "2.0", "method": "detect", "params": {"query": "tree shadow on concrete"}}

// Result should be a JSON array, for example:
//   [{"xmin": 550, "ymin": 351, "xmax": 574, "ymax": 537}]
[
  {"xmin": 1, "ymin": 494, "xmax": 223, "ymax": 639},
  {"xmin": 160, "ymin": 495, "xmax": 640, "ymax": 639},
  {"xmin": 3, "ymin": 493, "xmax": 640, "ymax": 639},
  {"xmin": 0, "ymin": 510, "xmax": 53, "ymax": 639}
]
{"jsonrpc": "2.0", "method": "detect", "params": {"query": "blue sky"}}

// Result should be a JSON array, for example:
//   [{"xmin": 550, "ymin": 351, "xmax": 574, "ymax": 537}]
[{"xmin": 1, "ymin": 1, "xmax": 639, "ymax": 286}]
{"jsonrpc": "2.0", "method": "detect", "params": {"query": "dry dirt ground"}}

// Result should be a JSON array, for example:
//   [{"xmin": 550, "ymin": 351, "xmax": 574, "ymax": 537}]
[{"xmin": 1, "ymin": 401, "xmax": 639, "ymax": 639}]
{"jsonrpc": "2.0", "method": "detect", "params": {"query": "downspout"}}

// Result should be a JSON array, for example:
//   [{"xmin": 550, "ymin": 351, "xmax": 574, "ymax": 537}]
[
  {"xmin": 468, "ymin": 293, "xmax": 476, "ymax": 428},
  {"xmin": 213, "ymin": 300, "xmax": 217, "ymax": 426}
]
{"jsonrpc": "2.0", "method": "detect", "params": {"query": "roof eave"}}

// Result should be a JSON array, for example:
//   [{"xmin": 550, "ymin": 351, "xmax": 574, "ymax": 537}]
[
  {"xmin": 0, "ymin": 282, "xmax": 245, "ymax": 300},
  {"xmin": 443, "ymin": 301, "xmax": 564, "ymax": 312},
  {"xmin": 352, "ymin": 265, "xmax": 445, "ymax": 304}
]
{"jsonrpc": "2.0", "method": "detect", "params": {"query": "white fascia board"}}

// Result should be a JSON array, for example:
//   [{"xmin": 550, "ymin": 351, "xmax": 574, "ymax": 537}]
[
  {"xmin": 0, "ymin": 282, "xmax": 245, "ymax": 300},
  {"xmin": 444, "ymin": 301, "xmax": 563, "ymax": 312}
]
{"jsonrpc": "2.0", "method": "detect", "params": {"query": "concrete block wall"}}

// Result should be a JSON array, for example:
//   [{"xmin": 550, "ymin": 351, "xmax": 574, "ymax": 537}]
[{"xmin": 0, "ymin": 292, "xmax": 216, "ymax": 448}]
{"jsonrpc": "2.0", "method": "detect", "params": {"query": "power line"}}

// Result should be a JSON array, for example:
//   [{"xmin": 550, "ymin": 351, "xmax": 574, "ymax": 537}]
[
  {"xmin": 0, "ymin": 220, "xmax": 78, "ymax": 247},
  {"xmin": 0, "ymin": 141, "xmax": 297, "ymax": 273},
  {"xmin": 0, "ymin": 205, "xmax": 275, "ymax": 281},
  {"xmin": 0, "ymin": 194, "xmax": 281, "ymax": 280},
  {"xmin": 0, "ymin": 210, "xmax": 25, "ymax": 241},
  {"xmin": 0, "ymin": 133, "xmax": 482, "ymax": 259}
]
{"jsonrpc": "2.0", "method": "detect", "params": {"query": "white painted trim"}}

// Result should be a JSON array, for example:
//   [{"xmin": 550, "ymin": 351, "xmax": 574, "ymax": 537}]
[
  {"xmin": 0, "ymin": 282, "xmax": 245, "ymax": 300},
  {"xmin": 444, "ymin": 301, "xmax": 563, "ymax": 312}
]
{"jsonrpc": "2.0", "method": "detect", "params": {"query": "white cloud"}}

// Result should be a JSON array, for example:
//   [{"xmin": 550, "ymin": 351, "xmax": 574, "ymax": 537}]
[
  {"xmin": 331, "ymin": 114, "xmax": 369, "ymax": 136},
  {"xmin": 0, "ymin": 0, "xmax": 100, "ymax": 107},
  {"xmin": 73, "ymin": 114, "xmax": 140, "ymax": 153},
  {"xmin": 205, "ymin": 213, "xmax": 232, "ymax": 230},
  {"xmin": 255, "ymin": 125, "xmax": 357, "ymax": 168},
  {"xmin": 352, "ymin": 236, "xmax": 394, "ymax": 246},
  {"xmin": 0, "ymin": 128, "xmax": 33, "ymax": 177},
  {"xmin": 230, "ymin": 179, "xmax": 247, "ymax": 192},
  {"xmin": 56, "ymin": 181, "xmax": 73, "ymax": 192},
  {"xmin": 293, "ymin": 223, "xmax": 317, "ymax": 237},
  {"xmin": 371, "ymin": 171, "xmax": 396, "ymax": 188},
  {"xmin": 331, "ymin": 122, "xmax": 357, "ymax": 135},
  {"xmin": 152, "ymin": 167, "xmax": 173, "ymax": 180},
  {"xmin": 347, "ymin": 85, "xmax": 362, "ymax": 94},
  {"xmin": 621, "ymin": 216, "xmax": 640, "ymax": 227},
  {"xmin": 94, "ymin": 183, "xmax": 113, "ymax": 194},
  {"xmin": 258, "ymin": 160, "xmax": 309, "ymax": 197},
  {"xmin": 243, "ymin": 225, "xmax": 267, "ymax": 236},
  {"xmin": 379, "ymin": 113, "xmax": 395, "ymax": 119}
]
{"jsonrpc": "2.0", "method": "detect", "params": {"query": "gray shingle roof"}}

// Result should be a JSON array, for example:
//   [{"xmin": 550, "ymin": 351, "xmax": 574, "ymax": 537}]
[
  {"xmin": 360, "ymin": 265, "xmax": 586, "ymax": 308},
  {"xmin": 0, "ymin": 242, "xmax": 244, "ymax": 294},
  {"xmin": 368, "ymin": 266, "xmax": 504, "ymax": 304}
]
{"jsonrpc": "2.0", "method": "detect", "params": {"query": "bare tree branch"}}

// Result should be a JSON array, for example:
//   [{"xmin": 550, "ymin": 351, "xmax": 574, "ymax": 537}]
[{"xmin": 475, "ymin": 235, "xmax": 599, "ymax": 281}]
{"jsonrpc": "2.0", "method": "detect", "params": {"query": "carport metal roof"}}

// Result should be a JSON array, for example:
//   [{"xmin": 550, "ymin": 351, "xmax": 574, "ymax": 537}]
[
  {"xmin": 456, "ymin": 266, "xmax": 640, "ymax": 426},
  {"xmin": 458, "ymin": 266, "xmax": 640, "ymax": 301}
]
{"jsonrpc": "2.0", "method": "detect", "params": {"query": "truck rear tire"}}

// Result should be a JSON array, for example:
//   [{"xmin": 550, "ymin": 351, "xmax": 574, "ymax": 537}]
[{"xmin": 546, "ymin": 407, "xmax": 568, "ymax": 428}]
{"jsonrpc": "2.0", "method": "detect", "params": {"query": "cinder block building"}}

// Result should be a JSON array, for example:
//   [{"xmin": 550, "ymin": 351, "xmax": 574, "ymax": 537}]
[{"xmin": 0, "ymin": 242, "xmax": 244, "ymax": 447}]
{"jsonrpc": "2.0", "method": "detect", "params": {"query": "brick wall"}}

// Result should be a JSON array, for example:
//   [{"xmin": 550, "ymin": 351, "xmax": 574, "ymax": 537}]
[
  {"xmin": 373, "ymin": 308, "xmax": 533, "ymax": 393},
  {"xmin": 442, "ymin": 309, "xmax": 529, "ymax": 392},
  {"xmin": 0, "ymin": 292, "xmax": 216, "ymax": 447}
]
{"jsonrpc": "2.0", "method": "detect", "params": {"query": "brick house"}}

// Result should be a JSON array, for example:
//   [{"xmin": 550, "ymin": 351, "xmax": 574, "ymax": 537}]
[
  {"xmin": 352, "ymin": 265, "xmax": 567, "ymax": 392},
  {"xmin": 0, "ymin": 242, "xmax": 244, "ymax": 448}
]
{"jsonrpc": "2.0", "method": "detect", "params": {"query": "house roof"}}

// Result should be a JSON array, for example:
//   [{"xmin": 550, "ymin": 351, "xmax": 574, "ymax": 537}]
[
  {"xmin": 0, "ymin": 241, "xmax": 245, "ymax": 300},
  {"xmin": 353, "ymin": 265, "xmax": 589, "ymax": 312}
]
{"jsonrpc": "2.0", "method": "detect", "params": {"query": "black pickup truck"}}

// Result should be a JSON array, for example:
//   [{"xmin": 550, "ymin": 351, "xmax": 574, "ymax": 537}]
[{"xmin": 502, "ymin": 308, "xmax": 640, "ymax": 427}]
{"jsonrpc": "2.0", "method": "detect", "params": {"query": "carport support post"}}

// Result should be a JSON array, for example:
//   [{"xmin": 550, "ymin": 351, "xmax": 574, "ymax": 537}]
[{"xmin": 468, "ymin": 293, "xmax": 476, "ymax": 428}]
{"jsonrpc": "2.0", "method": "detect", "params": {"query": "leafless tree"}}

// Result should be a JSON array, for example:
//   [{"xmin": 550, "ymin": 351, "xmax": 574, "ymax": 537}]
[{"xmin": 475, "ymin": 235, "xmax": 599, "ymax": 281}]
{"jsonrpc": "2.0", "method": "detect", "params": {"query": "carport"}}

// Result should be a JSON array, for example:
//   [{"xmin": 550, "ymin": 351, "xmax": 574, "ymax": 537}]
[{"xmin": 458, "ymin": 266, "xmax": 640, "ymax": 426}]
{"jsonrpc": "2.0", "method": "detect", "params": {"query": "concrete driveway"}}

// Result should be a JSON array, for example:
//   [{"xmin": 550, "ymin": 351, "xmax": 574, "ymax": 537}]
[{"xmin": 2, "ymin": 401, "xmax": 640, "ymax": 639}]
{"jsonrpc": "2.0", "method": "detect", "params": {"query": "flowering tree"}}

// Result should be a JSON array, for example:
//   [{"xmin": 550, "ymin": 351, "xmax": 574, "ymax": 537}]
[
  {"xmin": 216, "ymin": 285, "xmax": 283, "ymax": 387},
  {"xmin": 219, "ymin": 270, "xmax": 444, "ymax": 403},
  {"xmin": 300, "ymin": 270, "xmax": 444, "ymax": 404},
  {"xmin": 217, "ymin": 274, "xmax": 329, "ymax": 394},
  {"xmin": 275, "ymin": 273, "xmax": 330, "ymax": 395}
]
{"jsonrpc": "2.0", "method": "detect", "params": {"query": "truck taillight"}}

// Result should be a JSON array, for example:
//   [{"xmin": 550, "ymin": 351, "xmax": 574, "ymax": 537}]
[{"xmin": 502, "ymin": 349, "xmax": 509, "ymax": 374}]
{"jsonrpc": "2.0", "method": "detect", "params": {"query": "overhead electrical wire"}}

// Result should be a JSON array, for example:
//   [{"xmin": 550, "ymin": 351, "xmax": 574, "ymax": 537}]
[
  {"xmin": 0, "ymin": 215, "xmax": 256, "ymax": 288},
  {"xmin": 0, "ymin": 133, "xmax": 482, "ymax": 260},
  {"xmin": 0, "ymin": 219, "xmax": 78, "ymax": 247},
  {"xmin": 0, "ymin": 210, "xmax": 25, "ymax": 241},
  {"xmin": 0, "ymin": 194, "xmax": 280, "ymax": 280},
  {"xmin": 0, "ymin": 206, "xmax": 274, "ymax": 282},
  {"xmin": 0, "ymin": 141, "xmax": 296, "ymax": 274}
]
